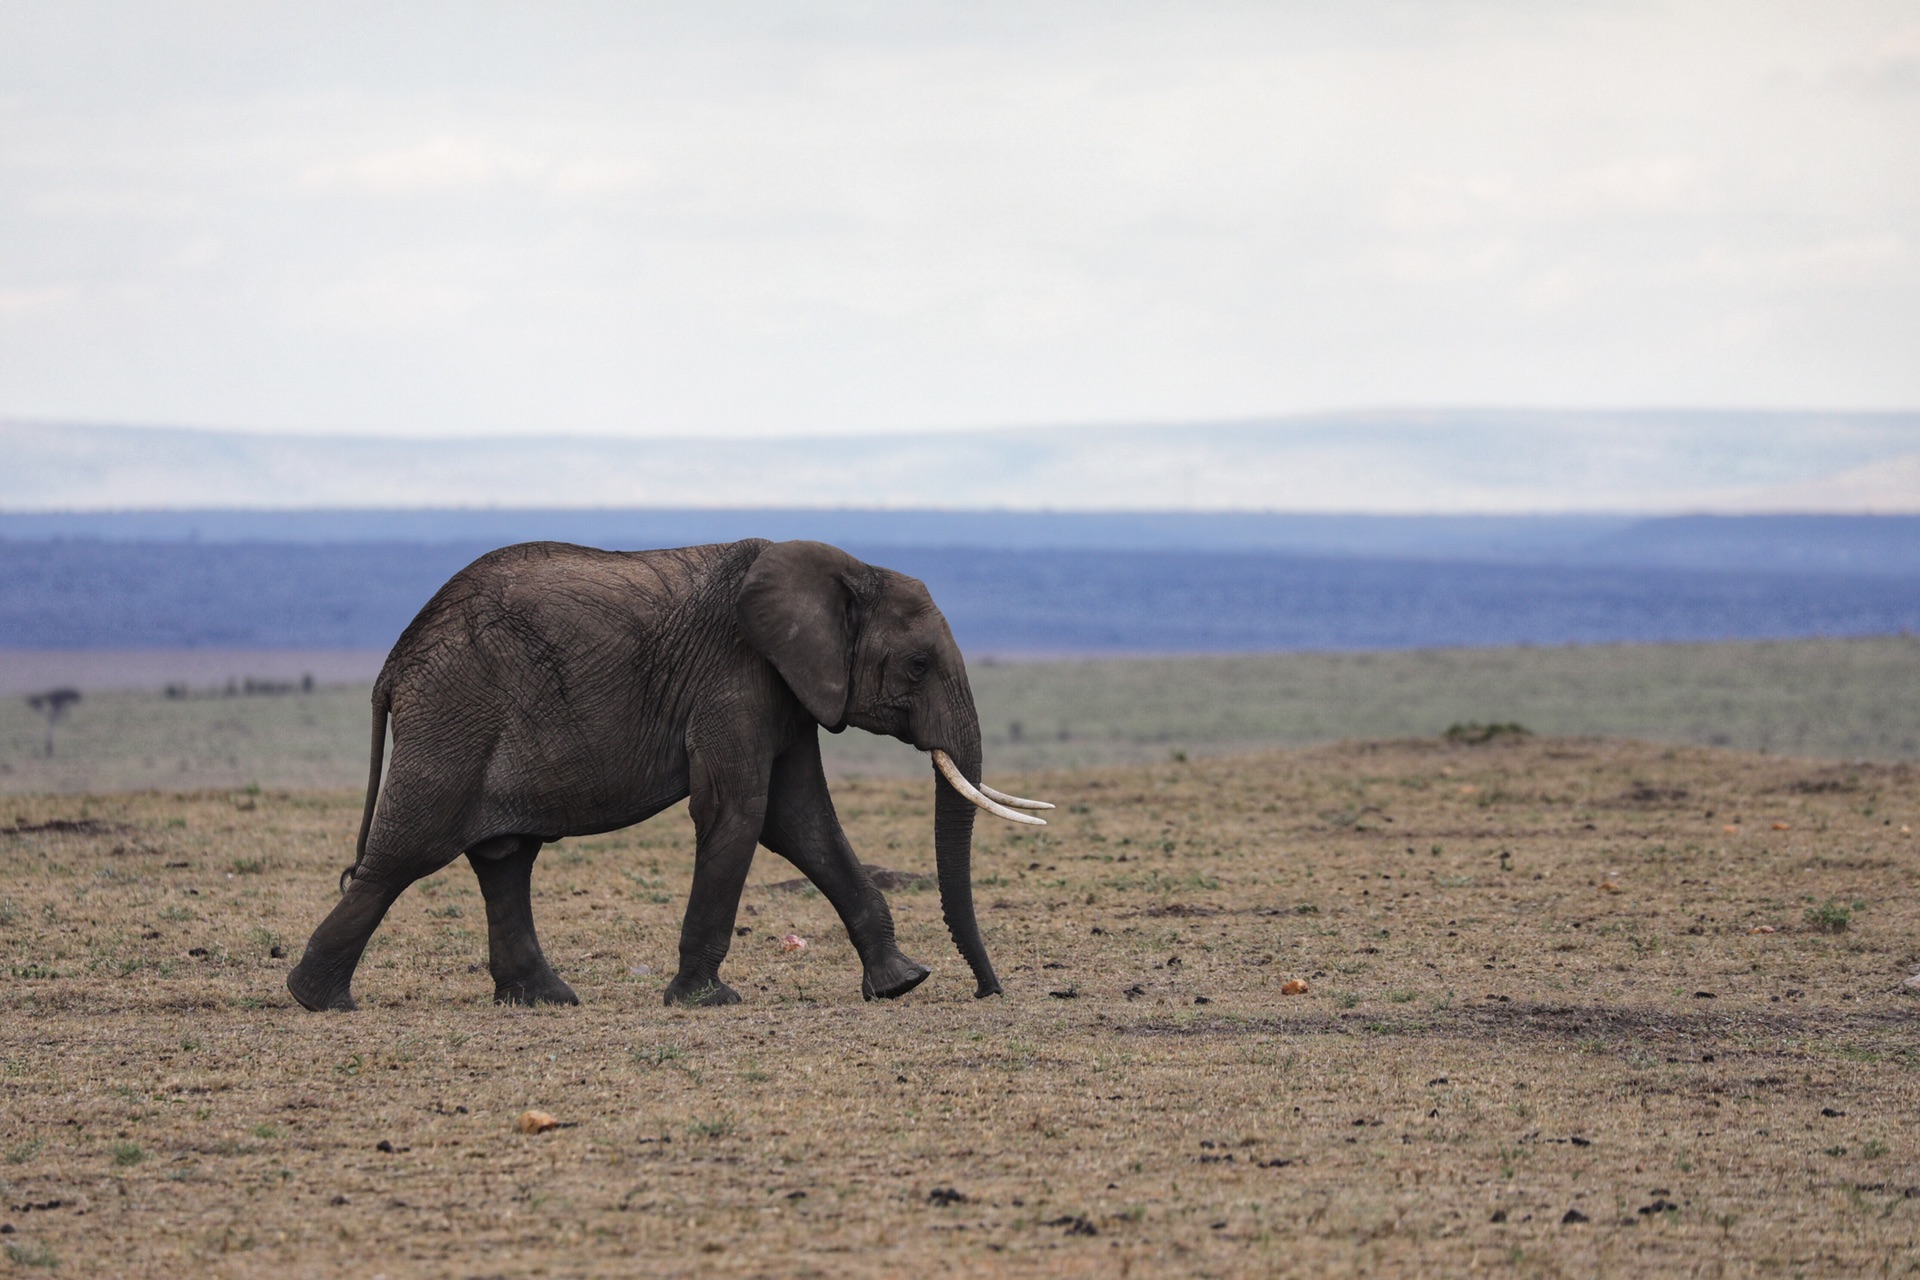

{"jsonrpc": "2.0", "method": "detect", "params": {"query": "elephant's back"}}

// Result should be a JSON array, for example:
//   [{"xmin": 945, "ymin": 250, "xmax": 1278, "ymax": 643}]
[{"xmin": 379, "ymin": 539, "xmax": 769, "ymax": 702}]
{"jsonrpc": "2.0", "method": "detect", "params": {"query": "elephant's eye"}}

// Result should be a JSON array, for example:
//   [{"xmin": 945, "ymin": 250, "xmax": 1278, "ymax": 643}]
[{"xmin": 904, "ymin": 653, "xmax": 933, "ymax": 682}]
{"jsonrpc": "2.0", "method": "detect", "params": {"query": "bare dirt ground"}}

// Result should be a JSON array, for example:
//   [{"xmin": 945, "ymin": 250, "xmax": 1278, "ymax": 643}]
[{"xmin": 2, "ymin": 735, "xmax": 1917, "ymax": 1277}]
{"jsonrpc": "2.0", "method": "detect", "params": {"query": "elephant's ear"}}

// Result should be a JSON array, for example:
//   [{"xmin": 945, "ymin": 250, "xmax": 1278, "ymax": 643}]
[{"xmin": 736, "ymin": 541, "xmax": 864, "ymax": 728}]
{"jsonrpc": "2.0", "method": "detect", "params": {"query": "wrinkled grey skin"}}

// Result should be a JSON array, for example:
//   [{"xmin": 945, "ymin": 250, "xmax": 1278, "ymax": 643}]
[{"xmin": 286, "ymin": 539, "xmax": 1001, "ymax": 1012}]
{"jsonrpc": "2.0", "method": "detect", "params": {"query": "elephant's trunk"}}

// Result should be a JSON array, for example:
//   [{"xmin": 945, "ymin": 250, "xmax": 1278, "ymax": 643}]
[{"xmin": 933, "ymin": 731, "xmax": 1002, "ymax": 998}]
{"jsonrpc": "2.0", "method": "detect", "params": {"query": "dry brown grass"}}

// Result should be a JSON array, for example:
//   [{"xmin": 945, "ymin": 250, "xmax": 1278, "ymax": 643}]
[{"xmin": 2, "ymin": 736, "xmax": 1918, "ymax": 1277}]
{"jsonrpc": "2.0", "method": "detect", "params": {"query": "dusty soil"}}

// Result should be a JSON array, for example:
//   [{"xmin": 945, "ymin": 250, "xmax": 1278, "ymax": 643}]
[{"xmin": 2, "ymin": 736, "xmax": 1917, "ymax": 1277}]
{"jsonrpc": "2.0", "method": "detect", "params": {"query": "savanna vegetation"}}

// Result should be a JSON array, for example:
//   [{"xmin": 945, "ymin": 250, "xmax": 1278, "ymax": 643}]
[
  {"xmin": 4, "ymin": 636, "xmax": 1919, "ymax": 794},
  {"xmin": 2, "ymin": 732, "xmax": 1917, "ymax": 1276}
]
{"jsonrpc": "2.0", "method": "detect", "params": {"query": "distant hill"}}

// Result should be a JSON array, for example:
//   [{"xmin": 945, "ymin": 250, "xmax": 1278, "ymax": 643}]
[
  {"xmin": 4, "ymin": 540, "xmax": 1917, "ymax": 655},
  {"xmin": 6, "ymin": 509, "xmax": 1920, "ymax": 576},
  {"xmin": 5, "ymin": 409, "xmax": 1919, "ymax": 513}
]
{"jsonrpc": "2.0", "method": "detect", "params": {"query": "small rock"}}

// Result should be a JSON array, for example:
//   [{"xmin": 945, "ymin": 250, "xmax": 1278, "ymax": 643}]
[
  {"xmin": 269, "ymin": 945, "xmax": 286, "ymax": 959},
  {"xmin": 1748, "ymin": 925, "xmax": 1776, "ymax": 935},
  {"xmin": 1561, "ymin": 1208, "xmax": 1590, "ymax": 1224},
  {"xmin": 1596, "ymin": 881, "xmax": 1621, "ymax": 893},
  {"xmin": 1771, "ymin": 821, "xmax": 1790, "ymax": 831},
  {"xmin": 1281, "ymin": 979, "xmax": 1310, "ymax": 996},
  {"xmin": 779, "ymin": 934, "xmax": 808, "ymax": 954},
  {"xmin": 1820, "ymin": 1107, "xmax": 1846, "ymax": 1118},
  {"xmin": 1721, "ymin": 824, "xmax": 1740, "ymax": 834},
  {"xmin": 187, "ymin": 947, "xmax": 209, "ymax": 958},
  {"xmin": 1692, "ymin": 991, "xmax": 1716, "ymax": 1000},
  {"xmin": 629, "ymin": 965, "xmax": 653, "ymax": 976},
  {"xmin": 375, "ymin": 1139, "xmax": 396, "ymax": 1153},
  {"xmin": 1048, "ymin": 987, "xmax": 1078, "ymax": 999},
  {"xmin": 517, "ymin": 1109, "xmax": 561, "ymax": 1134},
  {"xmin": 927, "ymin": 1187, "xmax": 967, "ymax": 1206},
  {"xmin": 1489, "ymin": 1209, "xmax": 1508, "ymax": 1223},
  {"xmin": 1193, "ymin": 995, "xmax": 1212, "ymax": 1005}
]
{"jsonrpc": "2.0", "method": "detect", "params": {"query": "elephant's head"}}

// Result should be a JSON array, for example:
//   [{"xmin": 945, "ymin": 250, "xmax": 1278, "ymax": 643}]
[{"xmin": 736, "ymin": 540, "xmax": 1052, "ymax": 998}]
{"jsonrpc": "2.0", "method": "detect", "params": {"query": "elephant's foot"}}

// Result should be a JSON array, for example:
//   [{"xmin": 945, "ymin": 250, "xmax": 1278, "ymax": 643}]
[
  {"xmin": 860, "ymin": 953, "xmax": 931, "ymax": 1001},
  {"xmin": 663, "ymin": 974, "xmax": 742, "ymax": 1007},
  {"xmin": 287, "ymin": 960, "xmax": 358, "ymax": 1013},
  {"xmin": 493, "ymin": 967, "xmax": 579, "ymax": 1007}
]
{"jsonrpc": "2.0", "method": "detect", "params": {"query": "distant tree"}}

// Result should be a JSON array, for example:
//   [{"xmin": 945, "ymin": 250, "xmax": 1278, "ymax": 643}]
[{"xmin": 26, "ymin": 688, "xmax": 81, "ymax": 757}]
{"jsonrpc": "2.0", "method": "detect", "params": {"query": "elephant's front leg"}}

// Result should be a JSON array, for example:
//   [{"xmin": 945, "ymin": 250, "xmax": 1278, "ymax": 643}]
[
  {"xmin": 760, "ymin": 733, "xmax": 930, "ymax": 1002},
  {"xmin": 664, "ymin": 743, "xmax": 769, "ymax": 1007},
  {"xmin": 467, "ymin": 836, "xmax": 578, "ymax": 1007}
]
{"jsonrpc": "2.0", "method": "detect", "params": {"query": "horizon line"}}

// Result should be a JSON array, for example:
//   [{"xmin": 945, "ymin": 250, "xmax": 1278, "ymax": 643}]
[{"xmin": 8, "ymin": 403, "xmax": 1920, "ymax": 444}]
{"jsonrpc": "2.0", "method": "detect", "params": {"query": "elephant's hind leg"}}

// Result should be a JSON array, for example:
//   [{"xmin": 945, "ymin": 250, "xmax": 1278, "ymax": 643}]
[
  {"xmin": 468, "ymin": 836, "xmax": 579, "ymax": 1007},
  {"xmin": 287, "ymin": 873, "xmax": 406, "ymax": 1012},
  {"xmin": 289, "ymin": 795, "xmax": 468, "ymax": 1012}
]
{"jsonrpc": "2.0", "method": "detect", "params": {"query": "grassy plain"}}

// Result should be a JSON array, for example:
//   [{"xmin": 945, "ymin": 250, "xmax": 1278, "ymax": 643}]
[
  {"xmin": 2, "ymin": 735, "xmax": 1918, "ymax": 1276},
  {"xmin": 4, "ymin": 636, "xmax": 1920, "ymax": 794}
]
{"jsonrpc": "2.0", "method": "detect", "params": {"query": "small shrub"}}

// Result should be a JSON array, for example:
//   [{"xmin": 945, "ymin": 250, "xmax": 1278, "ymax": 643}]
[
  {"xmin": 685, "ymin": 1114, "xmax": 735, "ymax": 1140},
  {"xmin": 111, "ymin": 1141, "xmax": 146, "ymax": 1166},
  {"xmin": 636, "ymin": 1043, "xmax": 685, "ymax": 1068},
  {"xmin": 5, "ymin": 1241, "xmax": 58, "ymax": 1269},
  {"xmin": 1805, "ymin": 899, "xmax": 1852, "ymax": 933},
  {"xmin": 1445, "ymin": 722, "xmax": 1532, "ymax": 745},
  {"xmin": 230, "ymin": 857, "xmax": 265, "ymax": 875}
]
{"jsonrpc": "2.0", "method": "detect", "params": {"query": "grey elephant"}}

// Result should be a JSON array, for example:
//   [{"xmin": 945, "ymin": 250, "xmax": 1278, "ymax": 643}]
[{"xmin": 286, "ymin": 539, "xmax": 1051, "ymax": 1012}]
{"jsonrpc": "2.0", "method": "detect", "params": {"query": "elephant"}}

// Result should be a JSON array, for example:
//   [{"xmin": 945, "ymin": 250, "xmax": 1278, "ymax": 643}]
[{"xmin": 285, "ymin": 538, "xmax": 1052, "ymax": 1012}]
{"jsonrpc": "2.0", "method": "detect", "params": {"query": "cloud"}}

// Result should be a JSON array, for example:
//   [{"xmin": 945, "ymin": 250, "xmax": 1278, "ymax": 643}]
[
  {"xmin": 1831, "ymin": 24, "xmax": 1920, "ymax": 93},
  {"xmin": 298, "ymin": 136, "xmax": 650, "ymax": 195},
  {"xmin": 0, "ymin": 286, "xmax": 76, "ymax": 316},
  {"xmin": 0, "ymin": 3, "xmax": 1915, "ymax": 438},
  {"xmin": 1692, "ymin": 236, "xmax": 1916, "ymax": 290}
]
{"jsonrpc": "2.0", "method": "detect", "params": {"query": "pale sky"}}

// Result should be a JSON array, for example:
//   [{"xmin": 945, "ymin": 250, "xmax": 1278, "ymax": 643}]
[{"xmin": 1, "ymin": 1, "xmax": 1916, "ymax": 440}]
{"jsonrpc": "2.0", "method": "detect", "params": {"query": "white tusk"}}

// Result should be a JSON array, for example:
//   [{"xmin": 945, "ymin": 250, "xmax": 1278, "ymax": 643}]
[
  {"xmin": 930, "ymin": 750, "xmax": 1047, "ymax": 826},
  {"xmin": 979, "ymin": 783, "xmax": 1055, "ymax": 811}
]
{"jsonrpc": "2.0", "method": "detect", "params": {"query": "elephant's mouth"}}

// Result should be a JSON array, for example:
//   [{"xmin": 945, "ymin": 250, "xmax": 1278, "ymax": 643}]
[{"xmin": 927, "ymin": 749, "xmax": 1054, "ymax": 826}]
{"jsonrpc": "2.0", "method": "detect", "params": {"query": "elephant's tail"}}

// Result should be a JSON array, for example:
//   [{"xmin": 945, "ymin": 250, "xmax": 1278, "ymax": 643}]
[{"xmin": 338, "ymin": 684, "xmax": 392, "ymax": 895}]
